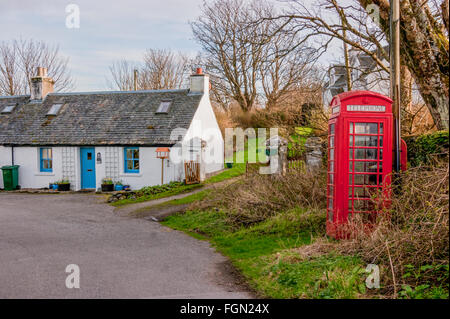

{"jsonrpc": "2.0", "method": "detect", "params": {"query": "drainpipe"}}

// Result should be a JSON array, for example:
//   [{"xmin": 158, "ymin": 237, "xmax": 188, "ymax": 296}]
[{"xmin": 11, "ymin": 145, "xmax": 14, "ymax": 166}]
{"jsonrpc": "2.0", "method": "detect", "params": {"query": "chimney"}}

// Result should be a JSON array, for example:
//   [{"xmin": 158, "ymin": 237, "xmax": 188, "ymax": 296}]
[
  {"xmin": 189, "ymin": 68, "xmax": 209, "ymax": 95},
  {"xmin": 30, "ymin": 67, "xmax": 54, "ymax": 101}
]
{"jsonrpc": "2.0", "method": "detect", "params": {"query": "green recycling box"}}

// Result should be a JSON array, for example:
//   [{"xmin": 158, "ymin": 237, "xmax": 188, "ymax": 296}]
[{"xmin": 1, "ymin": 165, "xmax": 20, "ymax": 191}]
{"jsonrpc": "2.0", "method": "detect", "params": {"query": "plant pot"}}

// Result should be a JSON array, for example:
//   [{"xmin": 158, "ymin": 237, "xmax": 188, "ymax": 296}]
[
  {"xmin": 57, "ymin": 183, "xmax": 70, "ymax": 191},
  {"xmin": 115, "ymin": 184, "xmax": 124, "ymax": 191},
  {"xmin": 101, "ymin": 184, "xmax": 114, "ymax": 192},
  {"xmin": 51, "ymin": 184, "xmax": 59, "ymax": 190}
]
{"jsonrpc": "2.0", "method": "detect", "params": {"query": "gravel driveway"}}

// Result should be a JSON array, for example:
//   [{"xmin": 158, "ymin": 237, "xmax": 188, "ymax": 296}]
[{"xmin": 0, "ymin": 193, "xmax": 251, "ymax": 299}]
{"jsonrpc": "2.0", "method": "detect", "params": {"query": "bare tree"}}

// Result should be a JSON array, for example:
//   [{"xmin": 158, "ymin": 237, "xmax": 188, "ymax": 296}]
[
  {"xmin": 0, "ymin": 39, "xmax": 74, "ymax": 96},
  {"xmin": 107, "ymin": 59, "xmax": 139, "ymax": 91},
  {"xmin": 0, "ymin": 42, "xmax": 23, "ymax": 95},
  {"xmin": 141, "ymin": 49, "xmax": 190, "ymax": 90},
  {"xmin": 107, "ymin": 49, "xmax": 191, "ymax": 91},
  {"xmin": 192, "ymin": 0, "xmax": 320, "ymax": 112},
  {"xmin": 260, "ymin": 0, "xmax": 449, "ymax": 130}
]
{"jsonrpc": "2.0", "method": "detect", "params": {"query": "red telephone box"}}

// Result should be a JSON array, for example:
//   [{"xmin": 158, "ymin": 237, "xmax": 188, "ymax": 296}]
[{"xmin": 326, "ymin": 91, "xmax": 393, "ymax": 239}]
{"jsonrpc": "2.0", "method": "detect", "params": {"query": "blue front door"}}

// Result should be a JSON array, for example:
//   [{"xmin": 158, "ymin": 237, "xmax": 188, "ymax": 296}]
[{"xmin": 81, "ymin": 147, "xmax": 96, "ymax": 189}]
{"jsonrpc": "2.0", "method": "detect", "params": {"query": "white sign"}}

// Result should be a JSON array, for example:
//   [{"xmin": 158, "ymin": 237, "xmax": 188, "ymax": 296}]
[
  {"xmin": 347, "ymin": 105, "xmax": 385, "ymax": 112},
  {"xmin": 332, "ymin": 106, "xmax": 340, "ymax": 114}
]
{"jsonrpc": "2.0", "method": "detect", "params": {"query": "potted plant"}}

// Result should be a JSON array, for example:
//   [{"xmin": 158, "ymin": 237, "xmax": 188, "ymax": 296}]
[
  {"xmin": 114, "ymin": 180, "xmax": 124, "ymax": 191},
  {"xmin": 101, "ymin": 178, "xmax": 114, "ymax": 192},
  {"xmin": 57, "ymin": 179, "xmax": 70, "ymax": 191}
]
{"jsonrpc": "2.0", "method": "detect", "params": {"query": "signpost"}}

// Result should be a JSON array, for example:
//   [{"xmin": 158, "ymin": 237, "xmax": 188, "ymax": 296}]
[{"xmin": 156, "ymin": 147, "xmax": 170, "ymax": 185}]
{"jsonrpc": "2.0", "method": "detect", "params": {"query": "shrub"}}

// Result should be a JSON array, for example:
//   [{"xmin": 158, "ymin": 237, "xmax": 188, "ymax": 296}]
[
  {"xmin": 339, "ymin": 159, "xmax": 449, "ymax": 298},
  {"xmin": 404, "ymin": 130, "xmax": 449, "ymax": 167},
  {"xmin": 137, "ymin": 181, "xmax": 184, "ymax": 196},
  {"xmin": 203, "ymin": 169, "xmax": 327, "ymax": 227}
]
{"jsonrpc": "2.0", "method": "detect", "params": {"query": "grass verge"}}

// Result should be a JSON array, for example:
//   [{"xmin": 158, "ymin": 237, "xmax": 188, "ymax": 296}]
[
  {"xmin": 111, "ymin": 183, "xmax": 203, "ymax": 207},
  {"xmin": 162, "ymin": 207, "xmax": 367, "ymax": 298}
]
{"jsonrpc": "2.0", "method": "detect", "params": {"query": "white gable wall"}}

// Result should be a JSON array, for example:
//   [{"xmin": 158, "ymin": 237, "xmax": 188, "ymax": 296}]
[{"xmin": 182, "ymin": 93, "xmax": 224, "ymax": 178}]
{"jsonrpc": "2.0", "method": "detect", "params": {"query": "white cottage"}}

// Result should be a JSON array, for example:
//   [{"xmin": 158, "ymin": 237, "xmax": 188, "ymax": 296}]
[{"xmin": 0, "ymin": 67, "xmax": 224, "ymax": 190}]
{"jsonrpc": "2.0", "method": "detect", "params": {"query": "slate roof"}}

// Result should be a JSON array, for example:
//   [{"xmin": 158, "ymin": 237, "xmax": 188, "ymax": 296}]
[{"xmin": 0, "ymin": 90, "xmax": 202, "ymax": 146}]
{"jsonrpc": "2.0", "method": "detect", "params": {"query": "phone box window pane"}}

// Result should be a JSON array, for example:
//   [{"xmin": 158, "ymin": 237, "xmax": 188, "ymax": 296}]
[
  {"xmin": 349, "ymin": 123, "xmax": 354, "ymax": 134},
  {"xmin": 354, "ymin": 123, "xmax": 367, "ymax": 134},
  {"xmin": 329, "ymin": 174, "xmax": 334, "ymax": 184},
  {"xmin": 354, "ymin": 187, "xmax": 369, "ymax": 198},
  {"xmin": 368, "ymin": 123, "xmax": 378, "ymax": 134},
  {"xmin": 354, "ymin": 174, "xmax": 368, "ymax": 185},
  {"xmin": 368, "ymin": 174, "xmax": 378, "ymax": 185},
  {"xmin": 355, "ymin": 149, "xmax": 378, "ymax": 160},
  {"xmin": 367, "ymin": 162, "xmax": 378, "ymax": 172}
]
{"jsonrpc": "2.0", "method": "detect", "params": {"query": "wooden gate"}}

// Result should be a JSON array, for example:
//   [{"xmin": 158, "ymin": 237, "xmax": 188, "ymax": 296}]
[{"xmin": 184, "ymin": 161, "xmax": 200, "ymax": 184}]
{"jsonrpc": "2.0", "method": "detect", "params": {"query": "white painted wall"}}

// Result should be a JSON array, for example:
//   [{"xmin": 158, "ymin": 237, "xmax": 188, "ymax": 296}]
[
  {"xmin": 97, "ymin": 146, "xmax": 184, "ymax": 190},
  {"xmin": 0, "ymin": 145, "xmax": 187, "ymax": 191},
  {"xmin": 182, "ymin": 90, "xmax": 224, "ymax": 177},
  {"xmin": 0, "ymin": 146, "xmax": 64, "ymax": 189}
]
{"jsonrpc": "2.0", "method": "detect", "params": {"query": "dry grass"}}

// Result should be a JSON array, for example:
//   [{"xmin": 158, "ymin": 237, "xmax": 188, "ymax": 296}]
[
  {"xmin": 205, "ymin": 168, "xmax": 327, "ymax": 227},
  {"xmin": 338, "ymin": 159, "xmax": 449, "ymax": 296}
]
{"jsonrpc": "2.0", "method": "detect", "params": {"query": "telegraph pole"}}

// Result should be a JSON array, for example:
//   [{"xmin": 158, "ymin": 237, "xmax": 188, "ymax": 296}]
[{"xmin": 390, "ymin": 0, "xmax": 401, "ymax": 172}]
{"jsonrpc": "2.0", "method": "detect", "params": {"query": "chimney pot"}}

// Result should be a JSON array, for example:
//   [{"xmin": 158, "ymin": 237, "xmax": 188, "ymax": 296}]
[
  {"xmin": 196, "ymin": 68, "xmax": 203, "ymax": 75},
  {"xmin": 30, "ymin": 66, "xmax": 54, "ymax": 101}
]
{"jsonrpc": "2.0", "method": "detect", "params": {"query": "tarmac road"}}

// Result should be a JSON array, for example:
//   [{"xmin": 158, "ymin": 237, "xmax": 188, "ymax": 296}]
[{"xmin": 0, "ymin": 193, "xmax": 251, "ymax": 299}]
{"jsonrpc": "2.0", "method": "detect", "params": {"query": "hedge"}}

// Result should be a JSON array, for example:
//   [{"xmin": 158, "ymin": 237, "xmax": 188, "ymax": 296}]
[{"xmin": 403, "ymin": 131, "xmax": 449, "ymax": 167}]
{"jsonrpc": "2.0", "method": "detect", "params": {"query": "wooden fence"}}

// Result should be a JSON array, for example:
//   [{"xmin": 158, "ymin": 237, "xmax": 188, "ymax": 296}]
[{"xmin": 184, "ymin": 161, "xmax": 201, "ymax": 184}]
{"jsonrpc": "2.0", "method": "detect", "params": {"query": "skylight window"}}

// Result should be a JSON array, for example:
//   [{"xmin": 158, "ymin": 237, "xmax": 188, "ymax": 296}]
[
  {"xmin": 47, "ymin": 104, "xmax": 63, "ymax": 116},
  {"xmin": 1, "ymin": 105, "xmax": 16, "ymax": 114},
  {"xmin": 156, "ymin": 101, "xmax": 171, "ymax": 113}
]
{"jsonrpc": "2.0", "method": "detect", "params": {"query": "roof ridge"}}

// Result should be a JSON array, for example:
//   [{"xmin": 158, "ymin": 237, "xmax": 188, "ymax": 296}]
[
  {"xmin": 0, "ymin": 95, "xmax": 30, "ymax": 99},
  {"xmin": 48, "ymin": 89, "xmax": 189, "ymax": 96}
]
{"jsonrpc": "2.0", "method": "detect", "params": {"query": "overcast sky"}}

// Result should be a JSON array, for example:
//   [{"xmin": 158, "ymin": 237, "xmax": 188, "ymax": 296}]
[{"xmin": 1, "ymin": 0, "xmax": 205, "ymax": 91}]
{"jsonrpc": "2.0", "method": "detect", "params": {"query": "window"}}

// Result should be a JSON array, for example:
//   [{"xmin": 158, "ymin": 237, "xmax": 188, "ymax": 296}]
[
  {"xmin": 47, "ymin": 104, "xmax": 63, "ymax": 116},
  {"xmin": 156, "ymin": 101, "xmax": 171, "ymax": 113},
  {"xmin": 40, "ymin": 148, "xmax": 53, "ymax": 172},
  {"xmin": 124, "ymin": 147, "xmax": 139, "ymax": 173},
  {"xmin": 1, "ymin": 105, "xmax": 16, "ymax": 114}
]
